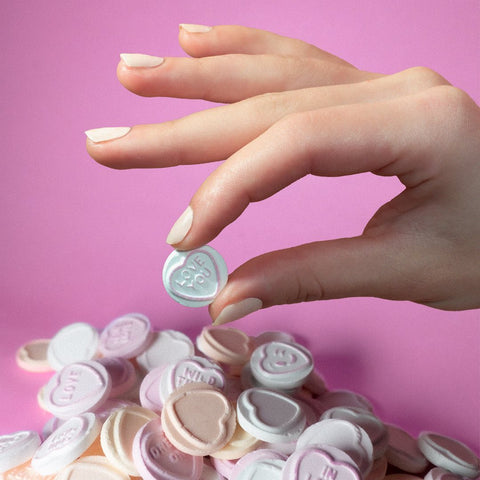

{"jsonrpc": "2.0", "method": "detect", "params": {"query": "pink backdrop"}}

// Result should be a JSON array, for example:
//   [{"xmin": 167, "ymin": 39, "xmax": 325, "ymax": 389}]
[{"xmin": 1, "ymin": 0, "xmax": 479, "ymax": 454}]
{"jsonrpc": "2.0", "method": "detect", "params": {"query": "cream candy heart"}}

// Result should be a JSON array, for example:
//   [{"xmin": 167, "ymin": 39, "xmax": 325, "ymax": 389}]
[
  {"xmin": 43, "ymin": 361, "xmax": 111, "ymax": 418},
  {"xmin": 196, "ymin": 326, "xmax": 253, "ymax": 366},
  {"xmin": 283, "ymin": 447, "xmax": 362, "ymax": 480},
  {"xmin": 161, "ymin": 383, "xmax": 236, "ymax": 456},
  {"xmin": 250, "ymin": 341, "xmax": 314, "ymax": 390},
  {"xmin": 163, "ymin": 246, "xmax": 228, "ymax": 307}
]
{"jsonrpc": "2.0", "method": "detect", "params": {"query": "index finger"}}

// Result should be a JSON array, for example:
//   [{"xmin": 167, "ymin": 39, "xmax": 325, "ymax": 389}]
[{"xmin": 167, "ymin": 88, "xmax": 451, "ymax": 250}]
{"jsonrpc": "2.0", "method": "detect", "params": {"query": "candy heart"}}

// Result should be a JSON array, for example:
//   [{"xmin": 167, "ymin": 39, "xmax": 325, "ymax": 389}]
[
  {"xmin": 169, "ymin": 250, "xmax": 220, "ymax": 300},
  {"xmin": 163, "ymin": 246, "xmax": 228, "ymax": 307},
  {"xmin": 296, "ymin": 419, "xmax": 374, "ymax": 477},
  {"xmin": 43, "ymin": 361, "xmax": 111, "ymax": 418},
  {"xmin": 260, "ymin": 341, "xmax": 312, "ymax": 374},
  {"xmin": 236, "ymin": 388, "xmax": 306, "ymax": 444},
  {"xmin": 250, "ymin": 341, "xmax": 313, "ymax": 390},
  {"xmin": 197, "ymin": 326, "xmax": 253, "ymax": 366},
  {"xmin": 132, "ymin": 417, "xmax": 203, "ymax": 480},
  {"xmin": 171, "ymin": 357, "xmax": 225, "ymax": 390},
  {"xmin": 0, "ymin": 431, "xmax": 41, "ymax": 473},
  {"xmin": 159, "ymin": 356, "xmax": 226, "ymax": 404},
  {"xmin": 161, "ymin": 383, "xmax": 236, "ymax": 456},
  {"xmin": 283, "ymin": 447, "xmax": 362, "ymax": 480},
  {"xmin": 99, "ymin": 313, "xmax": 151, "ymax": 358}
]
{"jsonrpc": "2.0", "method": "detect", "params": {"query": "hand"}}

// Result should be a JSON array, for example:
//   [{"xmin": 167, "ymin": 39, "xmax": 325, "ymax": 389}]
[{"xmin": 86, "ymin": 25, "xmax": 480, "ymax": 323}]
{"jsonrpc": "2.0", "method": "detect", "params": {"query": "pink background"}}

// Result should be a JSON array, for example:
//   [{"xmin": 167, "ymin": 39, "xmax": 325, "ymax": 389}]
[{"xmin": 1, "ymin": 0, "xmax": 479, "ymax": 454}]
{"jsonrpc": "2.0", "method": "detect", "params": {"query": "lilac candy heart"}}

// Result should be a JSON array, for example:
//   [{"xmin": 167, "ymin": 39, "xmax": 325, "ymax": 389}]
[
  {"xmin": 99, "ymin": 313, "xmax": 151, "ymax": 358},
  {"xmin": 132, "ymin": 417, "xmax": 203, "ymax": 480}
]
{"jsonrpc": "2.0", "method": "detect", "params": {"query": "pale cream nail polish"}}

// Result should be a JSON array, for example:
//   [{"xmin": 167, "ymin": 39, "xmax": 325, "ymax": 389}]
[
  {"xmin": 213, "ymin": 298, "xmax": 263, "ymax": 326},
  {"xmin": 85, "ymin": 127, "xmax": 131, "ymax": 143},
  {"xmin": 120, "ymin": 53, "xmax": 164, "ymax": 68},
  {"xmin": 166, "ymin": 206, "xmax": 194, "ymax": 245},
  {"xmin": 179, "ymin": 23, "xmax": 212, "ymax": 33}
]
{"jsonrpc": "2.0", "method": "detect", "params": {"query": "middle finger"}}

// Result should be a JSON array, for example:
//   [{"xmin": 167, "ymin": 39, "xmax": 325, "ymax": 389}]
[{"xmin": 87, "ymin": 67, "xmax": 448, "ymax": 169}]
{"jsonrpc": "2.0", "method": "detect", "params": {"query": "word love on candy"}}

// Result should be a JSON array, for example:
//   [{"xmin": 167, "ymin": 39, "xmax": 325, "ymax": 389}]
[
  {"xmin": 4, "ymin": 319, "xmax": 480, "ymax": 480},
  {"xmin": 163, "ymin": 245, "xmax": 228, "ymax": 307}
]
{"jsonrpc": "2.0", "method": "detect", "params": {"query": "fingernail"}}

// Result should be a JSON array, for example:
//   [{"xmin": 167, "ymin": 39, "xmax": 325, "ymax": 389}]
[
  {"xmin": 179, "ymin": 23, "xmax": 212, "ymax": 33},
  {"xmin": 166, "ymin": 206, "xmax": 194, "ymax": 245},
  {"xmin": 85, "ymin": 127, "xmax": 131, "ymax": 143},
  {"xmin": 120, "ymin": 53, "xmax": 165, "ymax": 68},
  {"xmin": 213, "ymin": 298, "xmax": 263, "ymax": 326}
]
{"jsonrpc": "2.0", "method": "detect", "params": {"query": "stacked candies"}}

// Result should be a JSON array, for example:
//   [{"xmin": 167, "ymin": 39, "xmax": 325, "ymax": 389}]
[
  {"xmin": 2, "ymin": 317, "xmax": 479, "ymax": 480},
  {"xmin": 2, "ymin": 246, "xmax": 480, "ymax": 480}
]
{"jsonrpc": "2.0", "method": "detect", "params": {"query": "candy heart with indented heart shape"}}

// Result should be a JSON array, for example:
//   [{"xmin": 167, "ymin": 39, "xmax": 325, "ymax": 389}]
[
  {"xmin": 250, "ymin": 341, "xmax": 314, "ymax": 390},
  {"xmin": 236, "ymin": 387, "xmax": 306, "ymax": 444},
  {"xmin": 283, "ymin": 447, "xmax": 362, "ymax": 480},
  {"xmin": 163, "ymin": 245, "xmax": 228, "ymax": 307},
  {"xmin": 42, "ymin": 360, "xmax": 111, "ymax": 418},
  {"xmin": 161, "ymin": 382, "xmax": 236, "ymax": 456}
]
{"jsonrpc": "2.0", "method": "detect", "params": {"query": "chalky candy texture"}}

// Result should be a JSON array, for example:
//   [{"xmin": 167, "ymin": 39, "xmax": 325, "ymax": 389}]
[
  {"xmin": 4, "ymin": 318, "xmax": 480, "ymax": 480},
  {"xmin": 162, "ymin": 245, "xmax": 228, "ymax": 307}
]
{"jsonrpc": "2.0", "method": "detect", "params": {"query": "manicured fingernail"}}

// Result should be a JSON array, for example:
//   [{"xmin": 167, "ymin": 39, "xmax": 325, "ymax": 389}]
[
  {"xmin": 213, "ymin": 298, "xmax": 263, "ymax": 326},
  {"xmin": 120, "ymin": 53, "xmax": 165, "ymax": 68},
  {"xmin": 166, "ymin": 206, "xmax": 194, "ymax": 245},
  {"xmin": 85, "ymin": 127, "xmax": 131, "ymax": 143},
  {"xmin": 179, "ymin": 23, "xmax": 212, "ymax": 33}
]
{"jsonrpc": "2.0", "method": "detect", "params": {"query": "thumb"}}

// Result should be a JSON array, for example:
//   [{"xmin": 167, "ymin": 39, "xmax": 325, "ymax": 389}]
[{"xmin": 209, "ymin": 235, "xmax": 429, "ymax": 325}]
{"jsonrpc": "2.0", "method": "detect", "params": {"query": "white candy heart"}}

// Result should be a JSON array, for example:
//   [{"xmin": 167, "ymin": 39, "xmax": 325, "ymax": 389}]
[
  {"xmin": 169, "ymin": 250, "xmax": 220, "ymax": 300},
  {"xmin": 172, "ymin": 357, "xmax": 225, "ymax": 390},
  {"xmin": 163, "ymin": 246, "xmax": 228, "ymax": 307},
  {"xmin": 236, "ymin": 388, "xmax": 306, "ymax": 444},
  {"xmin": 283, "ymin": 448, "xmax": 361, "ymax": 480},
  {"xmin": 44, "ymin": 361, "xmax": 111, "ymax": 418},
  {"xmin": 0, "ymin": 431, "xmax": 41, "ymax": 473}
]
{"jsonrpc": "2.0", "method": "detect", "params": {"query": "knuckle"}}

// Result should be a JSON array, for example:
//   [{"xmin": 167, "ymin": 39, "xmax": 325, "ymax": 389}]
[
  {"xmin": 402, "ymin": 66, "xmax": 450, "ymax": 88},
  {"xmin": 423, "ymin": 85, "xmax": 479, "ymax": 130}
]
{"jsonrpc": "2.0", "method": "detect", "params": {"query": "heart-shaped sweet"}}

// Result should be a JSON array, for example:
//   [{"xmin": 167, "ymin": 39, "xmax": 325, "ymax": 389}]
[
  {"xmin": 237, "ymin": 388, "xmax": 306, "ymax": 443},
  {"xmin": 283, "ymin": 447, "xmax": 361, "ymax": 480},
  {"xmin": 171, "ymin": 357, "xmax": 225, "ymax": 391},
  {"xmin": 45, "ymin": 361, "xmax": 111, "ymax": 417},
  {"xmin": 259, "ymin": 341, "xmax": 312, "ymax": 375},
  {"xmin": 168, "ymin": 250, "xmax": 220, "ymax": 301},
  {"xmin": 198, "ymin": 326, "xmax": 253, "ymax": 365},
  {"xmin": 0, "ymin": 431, "xmax": 41, "ymax": 472},
  {"xmin": 161, "ymin": 383, "xmax": 236, "ymax": 456},
  {"xmin": 100, "ymin": 314, "xmax": 151, "ymax": 357},
  {"xmin": 133, "ymin": 417, "xmax": 203, "ymax": 480}
]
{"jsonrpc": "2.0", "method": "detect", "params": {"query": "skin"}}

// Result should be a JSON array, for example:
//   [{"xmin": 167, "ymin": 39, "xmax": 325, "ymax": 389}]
[{"xmin": 86, "ymin": 25, "xmax": 480, "ymax": 322}]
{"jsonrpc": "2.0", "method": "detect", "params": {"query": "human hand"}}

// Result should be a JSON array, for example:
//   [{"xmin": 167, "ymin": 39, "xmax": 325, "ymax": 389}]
[{"xmin": 86, "ymin": 25, "xmax": 480, "ymax": 323}]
